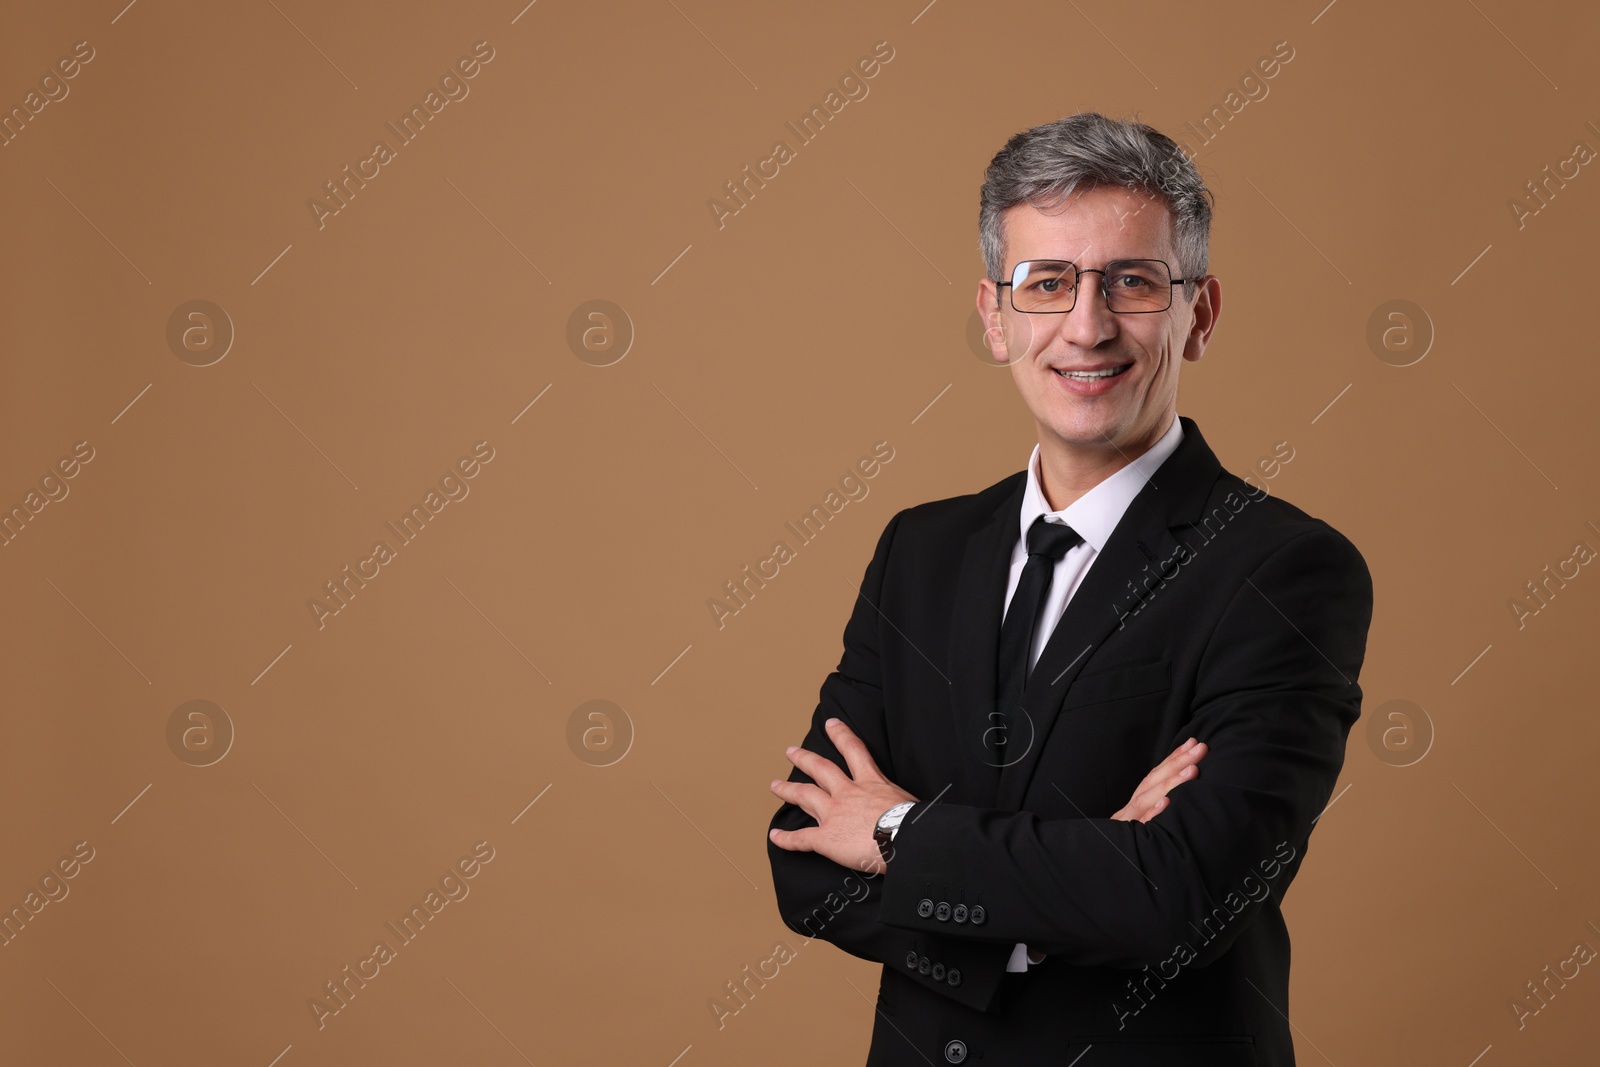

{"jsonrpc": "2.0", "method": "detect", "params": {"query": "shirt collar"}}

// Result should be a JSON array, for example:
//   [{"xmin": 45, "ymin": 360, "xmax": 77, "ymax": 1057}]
[{"xmin": 1018, "ymin": 413, "xmax": 1185, "ymax": 553}]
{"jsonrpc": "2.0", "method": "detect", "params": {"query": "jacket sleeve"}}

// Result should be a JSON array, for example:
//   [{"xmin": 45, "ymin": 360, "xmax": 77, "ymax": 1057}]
[
  {"xmin": 876, "ymin": 525, "xmax": 1374, "ymax": 970},
  {"xmin": 766, "ymin": 508, "xmax": 1017, "ymax": 1012}
]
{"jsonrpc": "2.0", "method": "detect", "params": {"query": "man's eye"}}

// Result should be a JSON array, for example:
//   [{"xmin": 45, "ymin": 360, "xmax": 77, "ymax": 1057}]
[
  {"xmin": 1027, "ymin": 276, "xmax": 1072, "ymax": 293},
  {"xmin": 1113, "ymin": 274, "xmax": 1150, "ymax": 289}
]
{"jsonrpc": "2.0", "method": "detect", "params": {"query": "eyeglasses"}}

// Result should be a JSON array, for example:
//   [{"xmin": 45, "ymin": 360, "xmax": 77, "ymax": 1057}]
[{"xmin": 996, "ymin": 259, "xmax": 1191, "ymax": 314}]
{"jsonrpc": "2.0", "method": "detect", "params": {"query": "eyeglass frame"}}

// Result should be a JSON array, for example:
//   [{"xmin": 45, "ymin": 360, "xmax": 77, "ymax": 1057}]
[{"xmin": 994, "ymin": 258, "xmax": 1195, "ymax": 315}]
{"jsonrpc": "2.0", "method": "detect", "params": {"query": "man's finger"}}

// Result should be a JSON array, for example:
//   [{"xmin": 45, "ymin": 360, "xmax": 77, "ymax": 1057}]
[
  {"xmin": 1150, "ymin": 760, "xmax": 1200, "ymax": 794},
  {"xmin": 824, "ymin": 717, "xmax": 884, "ymax": 782},
  {"xmin": 768, "ymin": 826, "xmax": 815, "ymax": 852},
  {"xmin": 1138, "ymin": 795, "xmax": 1171, "ymax": 823},
  {"xmin": 1113, "ymin": 789, "xmax": 1171, "ymax": 823},
  {"xmin": 1128, "ymin": 761, "xmax": 1200, "ymax": 813},
  {"xmin": 1151, "ymin": 738, "xmax": 1205, "ymax": 775},
  {"xmin": 770, "ymin": 778, "xmax": 828, "ymax": 820},
  {"xmin": 1111, "ymin": 741, "xmax": 1208, "ymax": 822},
  {"xmin": 1151, "ymin": 737, "xmax": 1199, "ymax": 768},
  {"xmin": 1136, "ymin": 741, "xmax": 1207, "ymax": 794},
  {"xmin": 785, "ymin": 744, "xmax": 850, "ymax": 791}
]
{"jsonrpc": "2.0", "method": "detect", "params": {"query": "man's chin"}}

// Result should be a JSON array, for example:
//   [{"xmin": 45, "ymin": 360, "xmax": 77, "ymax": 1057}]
[{"xmin": 1039, "ymin": 412, "xmax": 1129, "ymax": 451}]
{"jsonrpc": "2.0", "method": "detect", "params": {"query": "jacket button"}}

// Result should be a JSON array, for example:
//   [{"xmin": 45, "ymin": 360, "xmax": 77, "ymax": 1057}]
[
  {"xmin": 935, "ymin": 902, "xmax": 951, "ymax": 921},
  {"xmin": 952, "ymin": 904, "xmax": 968, "ymax": 923},
  {"xmin": 905, "ymin": 951, "xmax": 919, "ymax": 970},
  {"xmin": 946, "ymin": 968, "xmax": 962, "ymax": 986},
  {"xmin": 944, "ymin": 1038, "xmax": 967, "ymax": 1063},
  {"xmin": 918, "ymin": 956, "xmax": 931, "ymax": 975},
  {"xmin": 969, "ymin": 905, "xmax": 986, "ymax": 925},
  {"xmin": 932, "ymin": 962, "xmax": 945, "ymax": 980},
  {"xmin": 917, "ymin": 898, "xmax": 934, "ymax": 918}
]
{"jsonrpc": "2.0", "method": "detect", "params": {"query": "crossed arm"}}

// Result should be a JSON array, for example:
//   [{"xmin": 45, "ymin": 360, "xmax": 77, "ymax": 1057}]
[
  {"xmin": 770, "ymin": 719, "xmax": 1207, "ymax": 882},
  {"xmin": 771, "ymin": 721, "xmax": 1205, "ymax": 968},
  {"xmin": 764, "ymin": 513, "xmax": 1372, "ymax": 1009}
]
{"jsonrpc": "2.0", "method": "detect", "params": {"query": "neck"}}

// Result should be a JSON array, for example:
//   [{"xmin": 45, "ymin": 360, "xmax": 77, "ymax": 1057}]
[{"xmin": 1035, "ymin": 412, "xmax": 1174, "ymax": 512}]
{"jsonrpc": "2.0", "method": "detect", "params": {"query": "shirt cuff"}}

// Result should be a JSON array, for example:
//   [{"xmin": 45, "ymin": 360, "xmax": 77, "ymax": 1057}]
[{"xmin": 1005, "ymin": 942, "xmax": 1031, "ymax": 972}]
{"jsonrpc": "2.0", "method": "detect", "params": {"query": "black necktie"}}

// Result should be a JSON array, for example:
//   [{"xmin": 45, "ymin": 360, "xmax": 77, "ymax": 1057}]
[{"xmin": 992, "ymin": 516, "xmax": 1083, "ymax": 763}]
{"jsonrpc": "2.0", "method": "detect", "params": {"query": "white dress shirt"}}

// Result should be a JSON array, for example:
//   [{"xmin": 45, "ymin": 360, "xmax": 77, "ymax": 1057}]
[{"xmin": 1001, "ymin": 412, "xmax": 1185, "ymax": 972}]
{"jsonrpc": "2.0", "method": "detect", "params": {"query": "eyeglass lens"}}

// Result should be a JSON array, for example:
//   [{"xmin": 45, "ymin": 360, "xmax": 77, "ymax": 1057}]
[{"xmin": 1009, "ymin": 259, "xmax": 1172, "ymax": 313}]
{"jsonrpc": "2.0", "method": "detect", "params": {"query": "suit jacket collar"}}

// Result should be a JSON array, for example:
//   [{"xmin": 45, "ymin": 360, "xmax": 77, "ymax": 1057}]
[{"xmin": 945, "ymin": 414, "xmax": 1224, "ymax": 809}]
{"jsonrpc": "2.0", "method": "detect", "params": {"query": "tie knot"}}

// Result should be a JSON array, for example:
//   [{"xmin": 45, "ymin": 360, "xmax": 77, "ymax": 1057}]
[{"xmin": 1026, "ymin": 516, "xmax": 1082, "ymax": 562}]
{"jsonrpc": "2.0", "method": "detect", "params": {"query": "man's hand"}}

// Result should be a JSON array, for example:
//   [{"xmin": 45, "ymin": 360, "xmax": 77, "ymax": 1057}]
[
  {"xmin": 768, "ymin": 717, "xmax": 916, "ymax": 876},
  {"xmin": 1111, "ymin": 736, "xmax": 1208, "ymax": 823}
]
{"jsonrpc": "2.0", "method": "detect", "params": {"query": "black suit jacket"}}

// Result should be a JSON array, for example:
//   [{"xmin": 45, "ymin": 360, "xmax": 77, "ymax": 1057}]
[{"xmin": 766, "ymin": 416, "xmax": 1374, "ymax": 1067}]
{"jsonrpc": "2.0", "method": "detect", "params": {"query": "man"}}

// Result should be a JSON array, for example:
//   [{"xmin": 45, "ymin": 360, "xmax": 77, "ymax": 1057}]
[{"xmin": 766, "ymin": 112, "xmax": 1373, "ymax": 1066}]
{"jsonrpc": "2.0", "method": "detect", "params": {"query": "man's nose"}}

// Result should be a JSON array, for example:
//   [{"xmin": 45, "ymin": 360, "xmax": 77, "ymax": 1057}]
[{"xmin": 1060, "ymin": 272, "xmax": 1118, "ymax": 342}]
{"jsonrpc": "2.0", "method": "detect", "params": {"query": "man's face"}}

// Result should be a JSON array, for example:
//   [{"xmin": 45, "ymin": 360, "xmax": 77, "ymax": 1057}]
[{"xmin": 977, "ymin": 185, "xmax": 1220, "ymax": 463}]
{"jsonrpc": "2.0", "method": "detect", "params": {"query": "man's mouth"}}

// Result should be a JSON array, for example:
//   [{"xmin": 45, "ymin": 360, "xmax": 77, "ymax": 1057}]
[{"xmin": 1054, "ymin": 363, "xmax": 1132, "ymax": 382}]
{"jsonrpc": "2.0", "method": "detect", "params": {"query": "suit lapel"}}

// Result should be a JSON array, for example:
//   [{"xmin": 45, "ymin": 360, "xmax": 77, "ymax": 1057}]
[
  {"xmin": 993, "ymin": 416, "xmax": 1223, "ymax": 811},
  {"xmin": 946, "ymin": 473, "xmax": 1026, "ymax": 806}
]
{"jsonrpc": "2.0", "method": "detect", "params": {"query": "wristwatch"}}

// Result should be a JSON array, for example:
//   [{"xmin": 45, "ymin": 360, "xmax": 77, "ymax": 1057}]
[{"xmin": 874, "ymin": 801, "xmax": 916, "ymax": 866}]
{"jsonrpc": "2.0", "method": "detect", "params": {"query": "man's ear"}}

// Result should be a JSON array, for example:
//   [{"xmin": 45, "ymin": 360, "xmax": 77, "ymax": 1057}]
[
  {"xmin": 976, "ymin": 279, "xmax": 1008, "ymax": 363},
  {"xmin": 1182, "ymin": 276, "xmax": 1222, "ymax": 363}
]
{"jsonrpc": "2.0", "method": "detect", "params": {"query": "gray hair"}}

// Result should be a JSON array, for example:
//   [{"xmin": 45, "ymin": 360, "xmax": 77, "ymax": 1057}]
[{"xmin": 978, "ymin": 112, "xmax": 1213, "ymax": 294}]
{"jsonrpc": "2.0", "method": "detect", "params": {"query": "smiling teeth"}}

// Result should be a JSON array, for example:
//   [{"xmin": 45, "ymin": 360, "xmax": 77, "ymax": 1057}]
[{"xmin": 1057, "ymin": 365, "xmax": 1128, "ymax": 380}]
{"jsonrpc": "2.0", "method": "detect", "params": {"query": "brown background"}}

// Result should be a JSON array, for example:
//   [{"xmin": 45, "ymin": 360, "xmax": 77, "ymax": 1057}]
[{"xmin": 3, "ymin": 0, "xmax": 1598, "ymax": 1063}]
